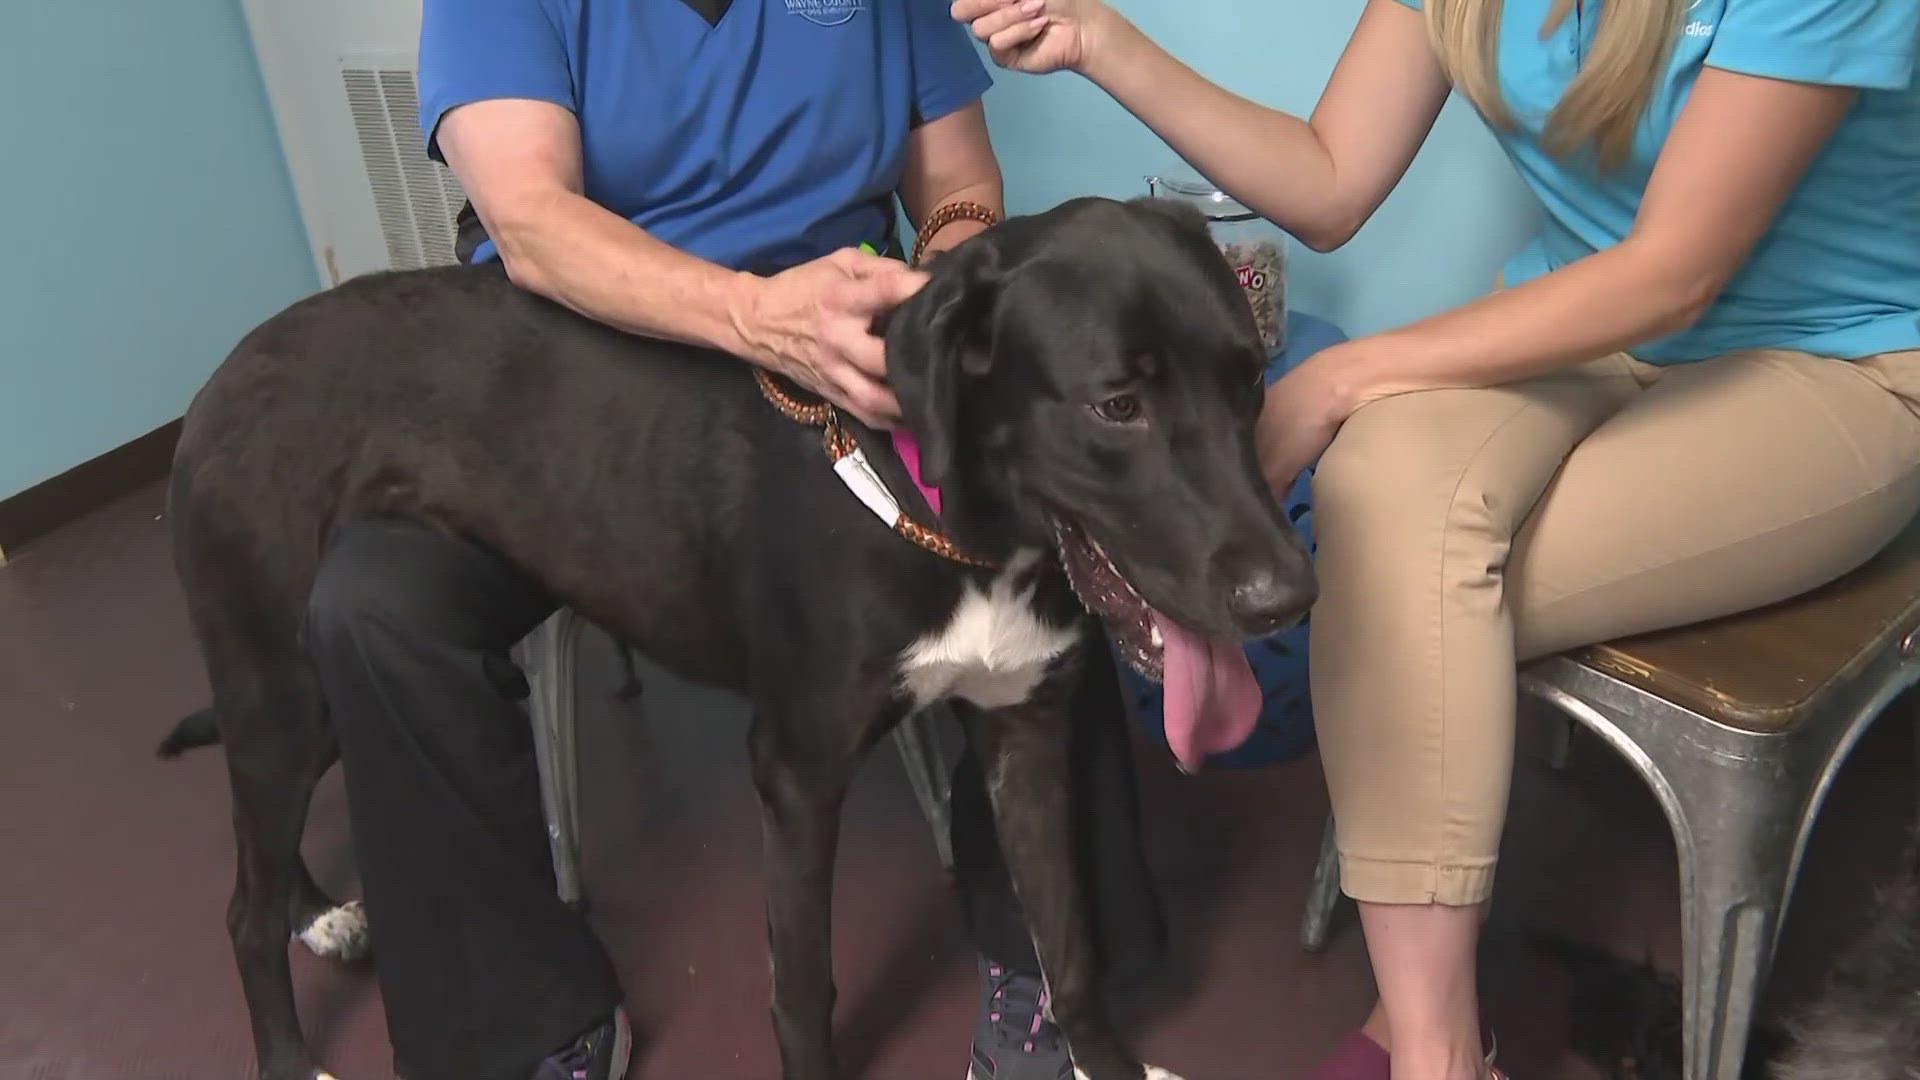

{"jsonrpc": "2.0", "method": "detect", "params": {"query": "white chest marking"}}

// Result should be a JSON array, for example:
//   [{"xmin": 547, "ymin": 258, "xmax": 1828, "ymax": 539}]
[{"xmin": 899, "ymin": 550, "xmax": 1078, "ymax": 710}]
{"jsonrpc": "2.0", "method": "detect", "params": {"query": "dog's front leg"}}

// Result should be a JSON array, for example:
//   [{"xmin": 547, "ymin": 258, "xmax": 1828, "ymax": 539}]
[
  {"xmin": 970, "ymin": 701, "xmax": 1162, "ymax": 1080},
  {"xmin": 747, "ymin": 712, "xmax": 859, "ymax": 1080}
]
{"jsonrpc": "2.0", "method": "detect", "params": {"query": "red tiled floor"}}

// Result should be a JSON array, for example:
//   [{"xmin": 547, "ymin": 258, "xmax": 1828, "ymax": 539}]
[{"xmin": 0, "ymin": 480, "xmax": 1912, "ymax": 1079}]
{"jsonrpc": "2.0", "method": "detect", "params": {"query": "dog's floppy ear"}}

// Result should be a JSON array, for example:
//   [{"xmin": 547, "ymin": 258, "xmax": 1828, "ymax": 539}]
[{"xmin": 883, "ymin": 240, "xmax": 1004, "ymax": 488}]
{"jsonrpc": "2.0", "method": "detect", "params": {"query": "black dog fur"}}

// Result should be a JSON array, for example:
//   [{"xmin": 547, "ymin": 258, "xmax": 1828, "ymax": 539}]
[
  {"xmin": 1768, "ymin": 710, "xmax": 1920, "ymax": 1080},
  {"xmin": 1769, "ymin": 825, "xmax": 1920, "ymax": 1080},
  {"xmin": 1531, "ymin": 931, "xmax": 1690, "ymax": 1080},
  {"xmin": 158, "ymin": 195, "xmax": 1314, "ymax": 1080}
]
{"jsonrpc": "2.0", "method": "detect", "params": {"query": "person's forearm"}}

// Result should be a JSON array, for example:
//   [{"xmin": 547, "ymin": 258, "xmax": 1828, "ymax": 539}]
[
  {"xmin": 911, "ymin": 179, "xmax": 1004, "ymax": 261},
  {"xmin": 1325, "ymin": 239, "xmax": 1719, "ymax": 409},
  {"xmin": 1079, "ymin": 13, "xmax": 1347, "ymax": 248},
  {"xmin": 898, "ymin": 99, "xmax": 1006, "ymax": 263},
  {"xmin": 488, "ymin": 187, "xmax": 762, "ymax": 358}
]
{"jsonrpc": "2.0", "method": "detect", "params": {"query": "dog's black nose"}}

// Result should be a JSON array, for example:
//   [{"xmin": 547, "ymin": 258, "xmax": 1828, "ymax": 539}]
[{"xmin": 1227, "ymin": 561, "xmax": 1317, "ymax": 631}]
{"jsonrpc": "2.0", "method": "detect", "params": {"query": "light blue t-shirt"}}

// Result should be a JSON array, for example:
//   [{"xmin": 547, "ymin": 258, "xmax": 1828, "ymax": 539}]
[
  {"xmin": 418, "ymin": 0, "xmax": 992, "ymax": 271},
  {"xmin": 1396, "ymin": 0, "xmax": 1920, "ymax": 362}
]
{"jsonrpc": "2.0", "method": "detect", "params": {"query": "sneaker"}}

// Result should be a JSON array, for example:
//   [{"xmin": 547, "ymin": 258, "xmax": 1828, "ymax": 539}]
[
  {"xmin": 969, "ymin": 959, "xmax": 1074, "ymax": 1080},
  {"xmin": 532, "ymin": 1008, "xmax": 632, "ymax": 1080}
]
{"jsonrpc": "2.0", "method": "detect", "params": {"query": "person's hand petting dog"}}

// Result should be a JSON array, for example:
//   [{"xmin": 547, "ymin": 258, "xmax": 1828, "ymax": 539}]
[
  {"xmin": 956, "ymin": 0, "xmax": 1359, "ymax": 499},
  {"xmin": 731, "ymin": 246, "xmax": 927, "ymax": 429},
  {"xmin": 1255, "ymin": 346, "xmax": 1366, "ymax": 498}
]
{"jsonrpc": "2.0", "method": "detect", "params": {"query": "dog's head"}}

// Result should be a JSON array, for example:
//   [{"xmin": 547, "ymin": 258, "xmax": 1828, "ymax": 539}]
[{"xmin": 884, "ymin": 196, "xmax": 1315, "ymax": 679}]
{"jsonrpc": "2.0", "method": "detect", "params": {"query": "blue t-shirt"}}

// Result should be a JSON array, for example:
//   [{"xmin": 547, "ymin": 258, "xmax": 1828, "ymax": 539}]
[
  {"xmin": 418, "ymin": 0, "xmax": 992, "ymax": 271},
  {"xmin": 1395, "ymin": 0, "xmax": 1920, "ymax": 362}
]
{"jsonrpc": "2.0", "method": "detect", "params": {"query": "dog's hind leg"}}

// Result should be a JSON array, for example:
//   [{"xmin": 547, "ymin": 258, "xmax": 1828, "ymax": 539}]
[
  {"xmin": 174, "ymin": 468, "xmax": 344, "ymax": 1078},
  {"xmin": 746, "ymin": 692, "xmax": 892, "ymax": 1080},
  {"xmin": 967, "ymin": 701, "xmax": 1162, "ymax": 1080},
  {"xmin": 184, "ymin": 568, "xmax": 341, "ymax": 1080},
  {"xmin": 212, "ymin": 652, "xmax": 340, "ymax": 1080}
]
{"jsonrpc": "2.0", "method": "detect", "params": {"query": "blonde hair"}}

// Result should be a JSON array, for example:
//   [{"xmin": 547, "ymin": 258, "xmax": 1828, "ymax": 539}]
[{"xmin": 1422, "ymin": 0, "xmax": 1686, "ymax": 168}]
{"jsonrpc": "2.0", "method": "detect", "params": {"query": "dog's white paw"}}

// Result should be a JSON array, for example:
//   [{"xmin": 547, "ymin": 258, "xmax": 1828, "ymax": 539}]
[
  {"xmin": 298, "ymin": 900, "xmax": 369, "ymax": 961},
  {"xmin": 1072, "ymin": 1069, "xmax": 1184, "ymax": 1080}
]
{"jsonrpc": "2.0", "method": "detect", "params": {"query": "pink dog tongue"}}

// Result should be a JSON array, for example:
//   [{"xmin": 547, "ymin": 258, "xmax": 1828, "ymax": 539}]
[{"xmin": 1152, "ymin": 610, "xmax": 1261, "ymax": 772}]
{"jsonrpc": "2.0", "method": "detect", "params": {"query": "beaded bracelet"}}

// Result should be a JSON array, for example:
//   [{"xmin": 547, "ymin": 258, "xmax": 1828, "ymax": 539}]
[{"xmin": 910, "ymin": 200, "xmax": 1001, "ymax": 268}]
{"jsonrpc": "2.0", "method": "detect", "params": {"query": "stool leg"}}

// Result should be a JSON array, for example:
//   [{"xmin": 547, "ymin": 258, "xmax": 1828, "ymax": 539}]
[
  {"xmin": 526, "ymin": 609, "xmax": 587, "ymax": 909},
  {"xmin": 613, "ymin": 637, "xmax": 645, "ymax": 701},
  {"xmin": 1520, "ymin": 694, "xmax": 1576, "ymax": 771},
  {"xmin": 1545, "ymin": 710, "xmax": 1576, "ymax": 771},
  {"xmin": 1594, "ymin": 696, "xmax": 1839, "ymax": 1080},
  {"xmin": 1301, "ymin": 814, "xmax": 1342, "ymax": 952},
  {"xmin": 1669, "ymin": 781, "xmax": 1803, "ymax": 1080},
  {"xmin": 893, "ymin": 704, "xmax": 957, "ymax": 871},
  {"xmin": 1522, "ymin": 654, "xmax": 1915, "ymax": 1080},
  {"xmin": 1560, "ymin": 697, "xmax": 1802, "ymax": 1080}
]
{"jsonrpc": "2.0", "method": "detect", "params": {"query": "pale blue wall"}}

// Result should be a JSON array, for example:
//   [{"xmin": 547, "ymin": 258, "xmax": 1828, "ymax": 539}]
[
  {"xmin": 979, "ymin": 0, "xmax": 1540, "ymax": 338},
  {"xmin": 0, "ymin": 0, "xmax": 1535, "ymax": 502},
  {"xmin": 0, "ymin": 0, "xmax": 317, "ymax": 500}
]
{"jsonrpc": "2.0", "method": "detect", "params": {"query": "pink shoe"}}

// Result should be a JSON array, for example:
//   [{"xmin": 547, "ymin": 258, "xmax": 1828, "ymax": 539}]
[
  {"xmin": 1306, "ymin": 1030, "xmax": 1507, "ymax": 1079},
  {"xmin": 1306, "ymin": 1031, "xmax": 1389, "ymax": 1080}
]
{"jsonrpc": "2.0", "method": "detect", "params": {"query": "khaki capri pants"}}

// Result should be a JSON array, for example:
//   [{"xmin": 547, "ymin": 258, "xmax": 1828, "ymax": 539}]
[{"xmin": 1309, "ymin": 346, "xmax": 1920, "ymax": 906}]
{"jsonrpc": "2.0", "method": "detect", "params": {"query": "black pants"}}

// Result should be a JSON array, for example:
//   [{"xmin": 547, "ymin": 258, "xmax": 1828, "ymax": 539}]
[{"xmin": 308, "ymin": 516, "xmax": 1165, "ymax": 1080}]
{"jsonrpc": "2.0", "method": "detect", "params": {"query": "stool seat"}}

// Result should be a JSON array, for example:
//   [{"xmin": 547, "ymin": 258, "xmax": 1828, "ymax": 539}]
[{"xmin": 1571, "ymin": 518, "xmax": 1920, "ymax": 733}]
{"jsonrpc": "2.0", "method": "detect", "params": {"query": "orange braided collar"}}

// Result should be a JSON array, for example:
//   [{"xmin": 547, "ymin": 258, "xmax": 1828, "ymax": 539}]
[{"xmin": 753, "ymin": 369, "xmax": 994, "ymax": 569}]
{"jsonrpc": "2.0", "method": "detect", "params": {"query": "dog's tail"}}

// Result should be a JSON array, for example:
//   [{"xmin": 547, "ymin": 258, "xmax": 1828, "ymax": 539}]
[{"xmin": 156, "ymin": 707, "xmax": 221, "ymax": 759}]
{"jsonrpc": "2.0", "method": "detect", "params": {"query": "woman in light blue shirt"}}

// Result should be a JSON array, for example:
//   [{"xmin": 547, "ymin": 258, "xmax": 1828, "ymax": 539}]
[{"xmin": 952, "ymin": 0, "xmax": 1920, "ymax": 1077}]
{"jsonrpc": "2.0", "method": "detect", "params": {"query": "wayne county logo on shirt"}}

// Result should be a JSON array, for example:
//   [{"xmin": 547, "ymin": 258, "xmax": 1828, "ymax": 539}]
[{"xmin": 785, "ymin": 0, "xmax": 865, "ymax": 26}]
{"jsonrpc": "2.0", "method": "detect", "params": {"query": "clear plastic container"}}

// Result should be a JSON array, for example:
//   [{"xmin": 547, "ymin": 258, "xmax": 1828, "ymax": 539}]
[{"xmin": 1146, "ymin": 175, "xmax": 1288, "ymax": 353}]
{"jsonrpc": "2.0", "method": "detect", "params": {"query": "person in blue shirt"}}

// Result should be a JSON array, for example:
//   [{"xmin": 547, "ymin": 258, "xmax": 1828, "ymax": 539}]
[
  {"xmin": 954, "ymin": 0, "xmax": 1920, "ymax": 1077},
  {"xmin": 300, "ymin": 3, "xmax": 1166, "ymax": 1079}
]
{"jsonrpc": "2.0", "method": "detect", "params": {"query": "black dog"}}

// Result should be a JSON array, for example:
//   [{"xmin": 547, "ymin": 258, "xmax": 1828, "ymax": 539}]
[
  {"xmin": 159, "ymin": 195, "xmax": 1314, "ymax": 1080},
  {"xmin": 1769, "ymin": 824, "xmax": 1920, "ymax": 1080}
]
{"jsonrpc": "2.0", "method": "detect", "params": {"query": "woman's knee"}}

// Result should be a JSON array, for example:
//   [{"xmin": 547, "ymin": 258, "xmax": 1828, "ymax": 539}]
[
  {"xmin": 304, "ymin": 517, "xmax": 549, "ymax": 658},
  {"xmin": 1310, "ymin": 390, "xmax": 1520, "ymax": 561},
  {"xmin": 1314, "ymin": 377, "xmax": 1634, "ymax": 567},
  {"xmin": 304, "ymin": 518, "xmax": 465, "ymax": 658},
  {"xmin": 305, "ymin": 541, "xmax": 418, "ymax": 661},
  {"xmin": 304, "ymin": 524, "xmax": 540, "ymax": 736}
]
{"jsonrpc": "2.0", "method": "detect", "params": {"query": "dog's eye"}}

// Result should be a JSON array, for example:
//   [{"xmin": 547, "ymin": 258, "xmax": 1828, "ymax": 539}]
[{"xmin": 1091, "ymin": 394, "xmax": 1144, "ymax": 425}]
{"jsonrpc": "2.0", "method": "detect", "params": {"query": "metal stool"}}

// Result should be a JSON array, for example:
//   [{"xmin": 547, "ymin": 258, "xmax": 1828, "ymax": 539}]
[
  {"xmin": 516, "ymin": 609, "xmax": 589, "ymax": 907},
  {"xmin": 1299, "ymin": 517, "xmax": 1920, "ymax": 1080},
  {"xmin": 514, "ymin": 608, "xmax": 963, "ymax": 908}
]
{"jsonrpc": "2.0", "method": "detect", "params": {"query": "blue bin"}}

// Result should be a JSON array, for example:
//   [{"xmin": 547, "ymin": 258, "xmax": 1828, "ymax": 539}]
[{"xmin": 1116, "ymin": 310, "xmax": 1345, "ymax": 769}]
